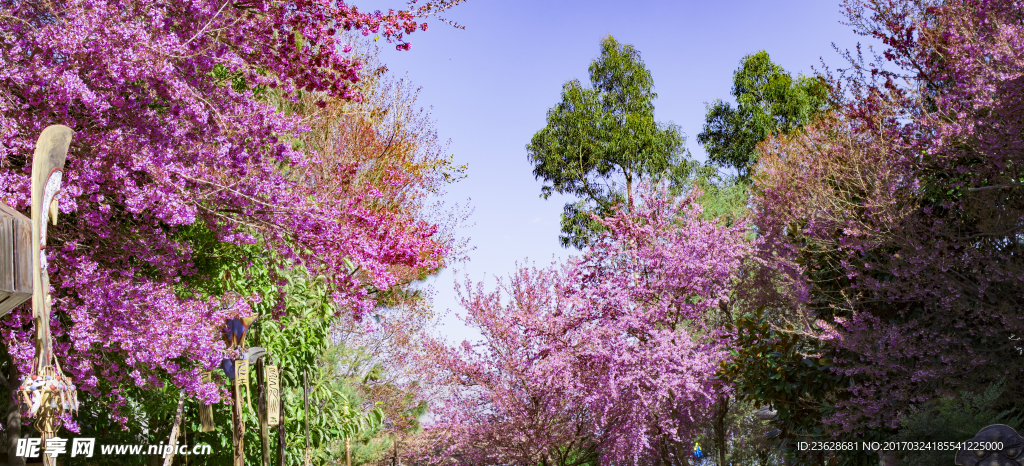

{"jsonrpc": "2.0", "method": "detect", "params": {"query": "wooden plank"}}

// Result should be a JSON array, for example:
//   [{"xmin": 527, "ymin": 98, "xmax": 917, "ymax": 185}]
[
  {"xmin": 0, "ymin": 206, "xmax": 30, "ymax": 318},
  {"xmin": 0, "ymin": 213, "xmax": 35, "ymax": 317},
  {"xmin": 13, "ymin": 214, "xmax": 32, "ymax": 294},
  {"xmin": 277, "ymin": 365, "xmax": 286, "ymax": 466},
  {"xmin": 0, "ymin": 292, "xmax": 23, "ymax": 318},
  {"xmin": 0, "ymin": 212, "xmax": 13, "ymax": 293},
  {"xmin": 258, "ymin": 359, "xmax": 271, "ymax": 466},
  {"xmin": 162, "ymin": 391, "xmax": 186, "ymax": 466},
  {"xmin": 236, "ymin": 359, "xmax": 251, "ymax": 412},
  {"xmin": 232, "ymin": 370, "xmax": 245, "ymax": 466},
  {"xmin": 0, "ymin": 202, "xmax": 31, "ymax": 319},
  {"xmin": 0, "ymin": 202, "xmax": 30, "ymax": 296},
  {"xmin": 0, "ymin": 202, "xmax": 27, "ymax": 223}
]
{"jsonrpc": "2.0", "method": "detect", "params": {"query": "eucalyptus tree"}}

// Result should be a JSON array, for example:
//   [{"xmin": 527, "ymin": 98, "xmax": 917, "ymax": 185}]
[
  {"xmin": 698, "ymin": 51, "xmax": 830, "ymax": 180},
  {"xmin": 527, "ymin": 35, "xmax": 690, "ymax": 249}
]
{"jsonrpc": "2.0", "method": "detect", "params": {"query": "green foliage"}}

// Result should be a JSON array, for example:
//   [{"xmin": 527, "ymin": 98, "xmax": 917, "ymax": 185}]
[
  {"xmin": 691, "ymin": 398, "xmax": 781, "ymax": 466},
  {"xmin": 274, "ymin": 346, "xmax": 385, "ymax": 466},
  {"xmin": 224, "ymin": 257, "xmax": 387, "ymax": 466},
  {"xmin": 720, "ymin": 307, "xmax": 884, "ymax": 466},
  {"xmin": 893, "ymin": 380, "xmax": 1024, "ymax": 466},
  {"xmin": 698, "ymin": 51, "xmax": 830, "ymax": 179},
  {"xmin": 692, "ymin": 171, "xmax": 750, "ymax": 227},
  {"xmin": 527, "ymin": 35, "xmax": 690, "ymax": 249},
  {"xmin": 58, "ymin": 241, "xmax": 388, "ymax": 466}
]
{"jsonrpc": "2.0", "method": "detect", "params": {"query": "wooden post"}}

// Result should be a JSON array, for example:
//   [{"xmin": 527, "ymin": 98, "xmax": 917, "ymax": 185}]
[
  {"xmin": 345, "ymin": 436, "xmax": 352, "ymax": 466},
  {"xmin": 0, "ymin": 206, "xmax": 28, "ymax": 466},
  {"xmin": 30, "ymin": 125, "xmax": 73, "ymax": 466},
  {"xmin": 31, "ymin": 126, "xmax": 72, "ymax": 373},
  {"xmin": 257, "ymin": 358, "xmax": 270, "ymax": 466},
  {"xmin": 162, "ymin": 391, "xmax": 186, "ymax": 466},
  {"xmin": 266, "ymin": 365, "xmax": 280, "ymax": 427},
  {"xmin": 277, "ymin": 366, "xmax": 286, "ymax": 466},
  {"xmin": 232, "ymin": 372, "xmax": 244, "ymax": 466},
  {"xmin": 303, "ymin": 370, "xmax": 310, "ymax": 466},
  {"xmin": 236, "ymin": 359, "xmax": 249, "ymax": 416},
  {"xmin": 0, "ymin": 203, "xmax": 32, "ymax": 317},
  {"xmin": 223, "ymin": 316, "xmax": 256, "ymax": 466}
]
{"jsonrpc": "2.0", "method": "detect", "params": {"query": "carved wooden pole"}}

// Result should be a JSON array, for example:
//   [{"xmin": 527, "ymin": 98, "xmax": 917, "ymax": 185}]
[
  {"xmin": 232, "ymin": 371, "xmax": 245, "ymax": 466},
  {"xmin": 30, "ymin": 125, "xmax": 71, "ymax": 375},
  {"xmin": 277, "ymin": 365, "xmax": 286, "ymax": 466},
  {"xmin": 30, "ymin": 126, "xmax": 73, "ymax": 466},
  {"xmin": 266, "ymin": 365, "xmax": 280, "ymax": 429},
  {"xmin": 345, "ymin": 436, "xmax": 352, "ymax": 466},
  {"xmin": 221, "ymin": 315, "xmax": 256, "ymax": 466},
  {"xmin": 256, "ymin": 355, "xmax": 271, "ymax": 466}
]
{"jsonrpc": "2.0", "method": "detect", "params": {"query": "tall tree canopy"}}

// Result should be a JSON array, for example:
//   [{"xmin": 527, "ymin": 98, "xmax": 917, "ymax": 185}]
[
  {"xmin": 698, "ymin": 51, "xmax": 829, "ymax": 179},
  {"xmin": 527, "ymin": 35, "xmax": 688, "ymax": 249}
]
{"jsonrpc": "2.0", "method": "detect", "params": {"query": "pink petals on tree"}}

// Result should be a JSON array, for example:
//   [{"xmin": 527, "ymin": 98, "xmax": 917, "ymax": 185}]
[
  {"xmin": 750, "ymin": 0, "xmax": 1024, "ymax": 435},
  {"xmin": 422, "ymin": 187, "xmax": 751, "ymax": 465},
  {"xmin": 0, "ymin": 0, "xmax": 450, "ymax": 422}
]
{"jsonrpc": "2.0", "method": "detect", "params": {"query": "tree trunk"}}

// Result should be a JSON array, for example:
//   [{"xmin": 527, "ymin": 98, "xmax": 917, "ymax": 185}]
[
  {"xmin": 626, "ymin": 173, "xmax": 633, "ymax": 213},
  {"xmin": 713, "ymin": 396, "xmax": 730, "ymax": 466},
  {"xmin": 672, "ymin": 440, "xmax": 690, "ymax": 466},
  {"xmin": 345, "ymin": 436, "xmax": 351, "ymax": 466}
]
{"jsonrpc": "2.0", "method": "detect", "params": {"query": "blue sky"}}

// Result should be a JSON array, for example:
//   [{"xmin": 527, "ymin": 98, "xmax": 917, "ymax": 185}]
[{"xmin": 355, "ymin": 0, "xmax": 877, "ymax": 343}]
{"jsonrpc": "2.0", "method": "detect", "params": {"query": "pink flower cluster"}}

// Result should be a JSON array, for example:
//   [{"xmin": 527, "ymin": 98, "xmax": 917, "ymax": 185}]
[{"xmin": 0, "ymin": 0, "xmax": 447, "ymax": 421}]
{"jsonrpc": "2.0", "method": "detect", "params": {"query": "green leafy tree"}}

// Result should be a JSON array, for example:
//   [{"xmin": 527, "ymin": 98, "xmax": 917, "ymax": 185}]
[
  {"xmin": 893, "ymin": 379, "xmax": 1023, "ymax": 466},
  {"xmin": 527, "ymin": 35, "xmax": 689, "ymax": 249},
  {"xmin": 698, "ymin": 51, "xmax": 830, "ymax": 180},
  {"xmin": 720, "ymin": 307, "xmax": 869, "ymax": 466}
]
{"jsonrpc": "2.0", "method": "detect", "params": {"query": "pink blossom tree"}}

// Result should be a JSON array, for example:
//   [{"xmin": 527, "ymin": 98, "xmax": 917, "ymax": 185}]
[
  {"xmin": 747, "ymin": 0, "xmax": 1024, "ymax": 441},
  {"xmin": 419, "ymin": 264, "xmax": 604, "ymax": 466},
  {"xmin": 0, "ymin": 0, "xmax": 462, "ymax": 425},
  {"xmin": 420, "ymin": 186, "xmax": 752, "ymax": 465}
]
